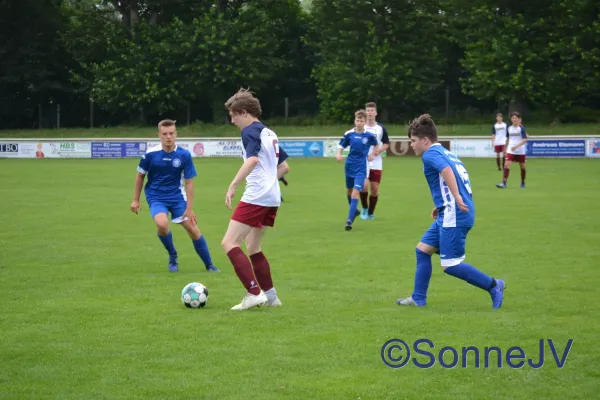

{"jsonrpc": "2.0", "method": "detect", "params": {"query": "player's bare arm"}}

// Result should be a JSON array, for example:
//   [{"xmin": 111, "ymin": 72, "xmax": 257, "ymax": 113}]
[
  {"xmin": 336, "ymin": 148, "xmax": 344, "ymax": 162},
  {"xmin": 183, "ymin": 179, "xmax": 198, "ymax": 226},
  {"xmin": 431, "ymin": 207, "xmax": 438, "ymax": 219},
  {"xmin": 226, "ymin": 156, "xmax": 259, "ymax": 209},
  {"xmin": 131, "ymin": 172, "xmax": 145, "ymax": 214},
  {"xmin": 277, "ymin": 161, "xmax": 289, "ymax": 179},
  {"xmin": 440, "ymin": 166, "xmax": 469, "ymax": 212}
]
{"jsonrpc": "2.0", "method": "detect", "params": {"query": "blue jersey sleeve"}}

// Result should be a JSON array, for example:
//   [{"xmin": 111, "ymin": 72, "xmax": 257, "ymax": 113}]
[
  {"xmin": 369, "ymin": 133, "xmax": 378, "ymax": 147},
  {"xmin": 423, "ymin": 149, "xmax": 451, "ymax": 173},
  {"xmin": 242, "ymin": 128, "xmax": 261, "ymax": 158},
  {"xmin": 137, "ymin": 153, "xmax": 151, "ymax": 174},
  {"xmin": 492, "ymin": 125, "xmax": 496, "ymax": 135},
  {"xmin": 278, "ymin": 147, "xmax": 289, "ymax": 165},
  {"xmin": 338, "ymin": 133, "xmax": 350, "ymax": 149},
  {"xmin": 183, "ymin": 151, "xmax": 197, "ymax": 180}
]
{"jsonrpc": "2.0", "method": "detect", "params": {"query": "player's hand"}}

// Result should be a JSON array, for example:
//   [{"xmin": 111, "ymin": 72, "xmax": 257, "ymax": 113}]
[
  {"xmin": 431, "ymin": 207, "xmax": 438, "ymax": 219},
  {"xmin": 130, "ymin": 200, "xmax": 141, "ymax": 214},
  {"xmin": 456, "ymin": 195, "xmax": 469, "ymax": 212},
  {"xmin": 367, "ymin": 154, "xmax": 374, "ymax": 161},
  {"xmin": 225, "ymin": 187, "xmax": 235, "ymax": 210},
  {"xmin": 511, "ymin": 146, "xmax": 517, "ymax": 151},
  {"xmin": 184, "ymin": 208, "xmax": 197, "ymax": 226},
  {"xmin": 336, "ymin": 154, "xmax": 343, "ymax": 162}
]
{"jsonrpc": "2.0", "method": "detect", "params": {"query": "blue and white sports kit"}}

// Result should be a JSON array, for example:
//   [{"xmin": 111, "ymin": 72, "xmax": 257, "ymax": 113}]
[
  {"xmin": 137, "ymin": 145, "xmax": 196, "ymax": 223},
  {"xmin": 338, "ymin": 130, "xmax": 379, "ymax": 191},
  {"xmin": 420, "ymin": 144, "xmax": 475, "ymax": 267}
]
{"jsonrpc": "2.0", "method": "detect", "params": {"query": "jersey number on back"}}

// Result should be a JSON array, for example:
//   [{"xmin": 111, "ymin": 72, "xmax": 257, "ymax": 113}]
[
  {"xmin": 272, "ymin": 139, "xmax": 279, "ymax": 157},
  {"xmin": 446, "ymin": 151, "xmax": 473, "ymax": 194}
]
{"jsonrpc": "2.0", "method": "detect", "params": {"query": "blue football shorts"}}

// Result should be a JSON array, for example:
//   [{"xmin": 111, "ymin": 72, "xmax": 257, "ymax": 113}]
[
  {"xmin": 345, "ymin": 174, "xmax": 366, "ymax": 191},
  {"xmin": 420, "ymin": 219, "xmax": 472, "ymax": 267},
  {"xmin": 149, "ymin": 200, "xmax": 188, "ymax": 223}
]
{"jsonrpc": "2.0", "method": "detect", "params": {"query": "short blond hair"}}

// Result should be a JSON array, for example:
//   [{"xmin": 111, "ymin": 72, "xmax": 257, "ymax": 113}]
[
  {"xmin": 224, "ymin": 88, "xmax": 262, "ymax": 117},
  {"xmin": 158, "ymin": 119, "xmax": 176, "ymax": 131},
  {"xmin": 355, "ymin": 109, "xmax": 367, "ymax": 120},
  {"xmin": 365, "ymin": 102, "xmax": 377, "ymax": 109}
]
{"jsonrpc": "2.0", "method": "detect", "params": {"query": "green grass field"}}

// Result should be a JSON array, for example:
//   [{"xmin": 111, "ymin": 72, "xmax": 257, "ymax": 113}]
[
  {"xmin": 1, "ymin": 156, "xmax": 599, "ymax": 399},
  {"xmin": 1, "ymin": 122, "xmax": 600, "ymax": 139}
]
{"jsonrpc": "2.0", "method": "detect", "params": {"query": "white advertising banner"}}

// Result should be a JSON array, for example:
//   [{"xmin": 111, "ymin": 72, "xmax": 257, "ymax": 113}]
[
  {"xmin": 146, "ymin": 140, "xmax": 242, "ymax": 158},
  {"xmin": 0, "ymin": 141, "xmax": 91, "ymax": 158},
  {"xmin": 450, "ymin": 139, "xmax": 496, "ymax": 158},
  {"xmin": 586, "ymin": 139, "xmax": 600, "ymax": 158}
]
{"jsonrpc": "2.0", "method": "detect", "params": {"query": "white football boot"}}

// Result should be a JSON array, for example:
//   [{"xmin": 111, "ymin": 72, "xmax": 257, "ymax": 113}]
[{"xmin": 231, "ymin": 290, "xmax": 268, "ymax": 311}]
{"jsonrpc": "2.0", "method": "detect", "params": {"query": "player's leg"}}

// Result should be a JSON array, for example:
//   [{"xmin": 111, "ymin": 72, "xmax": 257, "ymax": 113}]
[
  {"xmin": 495, "ymin": 147, "xmax": 502, "ymax": 170},
  {"xmin": 439, "ymin": 227, "xmax": 505, "ymax": 309},
  {"xmin": 398, "ymin": 221, "xmax": 440, "ymax": 307},
  {"xmin": 367, "ymin": 170, "xmax": 382, "ymax": 219},
  {"xmin": 345, "ymin": 176, "xmax": 353, "ymax": 205},
  {"xmin": 360, "ymin": 168, "xmax": 370, "ymax": 219},
  {"xmin": 246, "ymin": 210, "xmax": 281, "ymax": 306},
  {"xmin": 519, "ymin": 158, "xmax": 526, "ymax": 188},
  {"xmin": 177, "ymin": 206, "xmax": 220, "ymax": 272},
  {"xmin": 150, "ymin": 202, "xmax": 179, "ymax": 272},
  {"xmin": 221, "ymin": 202, "xmax": 268, "ymax": 310},
  {"xmin": 345, "ymin": 176, "xmax": 364, "ymax": 230},
  {"xmin": 497, "ymin": 156, "xmax": 513, "ymax": 188}
]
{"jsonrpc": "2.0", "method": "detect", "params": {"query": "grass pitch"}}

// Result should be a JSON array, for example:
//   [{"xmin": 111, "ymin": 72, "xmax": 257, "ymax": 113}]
[{"xmin": 0, "ymin": 156, "xmax": 599, "ymax": 399}]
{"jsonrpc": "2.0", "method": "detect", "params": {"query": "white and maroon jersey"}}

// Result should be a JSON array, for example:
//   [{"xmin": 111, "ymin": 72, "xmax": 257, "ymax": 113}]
[
  {"xmin": 239, "ymin": 121, "xmax": 281, "ymax": 207},
  {"xmin": 364, "ymin": 122, "xmax": 390, "ymax": 170},
  {"xmin": 492, "ymin": 122, "xmax": 508, "ymax": 145},
  {"xmin": 506, "ymin": 124, "xmax": 528, "ymax": 155}
]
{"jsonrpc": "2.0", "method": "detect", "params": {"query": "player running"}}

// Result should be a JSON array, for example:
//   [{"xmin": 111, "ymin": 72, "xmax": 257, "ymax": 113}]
[
  {"xmin": 359, "ymin": 102, "xmax": 390, "ymax": 220},
  {"xmin": 336, "ymin": 109, "xmax": 379, "ymax": 231},
  {"xmin": 221, "ymin": 88, "xmax": 287, "ymax": 311},
  {"xmin": 397, "ymin": 114, "xmax": 505, "ymax": 309},
  {"xmin": 131, "ymin": 119, "xmax": 220, "ymax": 273},
  {"xmin": 492, "ymin": 112, "xmax": 508, "ymax": 171},
  {"xmin": 496, "ymin": 111, "xmax": 528, "ymax": 188}
]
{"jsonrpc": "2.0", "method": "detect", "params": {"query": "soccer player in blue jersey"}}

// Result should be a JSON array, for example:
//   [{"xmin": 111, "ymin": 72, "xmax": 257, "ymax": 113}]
[
  {"xmin": 336, "ymin": 110, "xmax": 379, "ymax": 231},
  {"xmin": 397, "ymin": 114, "xmax": 505, "ymax": 309},
  {"xmin": 130, "ymin": 119, "xmax": 220, "ymax": 273}
]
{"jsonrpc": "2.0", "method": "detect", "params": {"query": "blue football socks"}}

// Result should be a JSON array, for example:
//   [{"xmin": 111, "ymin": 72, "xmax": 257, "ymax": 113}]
[
  {"xmin": 347, "ymin": 198, "xmax": 358, "ymax": 222},
  {"xmin": 444, "ymin": 263, "xmax": 494, "ymax": 291},
  {"xmin": 192, "ymin": 235, "xmax": 214, "ymax": 268},
  {"xmin": 412, "ymin": 249, "xmax": 432, "ymax": 303},
  {"xmin": 158, "ymin": 231, "xmax": 177, "ymax": 257}
]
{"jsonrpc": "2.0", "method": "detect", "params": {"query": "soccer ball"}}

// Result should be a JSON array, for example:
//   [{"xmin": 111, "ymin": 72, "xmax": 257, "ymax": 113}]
[{"xmin": 181, "ymin": 282, "xmax": 209, "ymax": 308}]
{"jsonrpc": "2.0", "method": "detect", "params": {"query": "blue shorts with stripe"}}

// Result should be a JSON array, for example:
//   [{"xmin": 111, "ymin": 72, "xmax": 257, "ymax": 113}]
[{"xmin": 420, "ymin": 219, "xmax": 472, "ymax": 267}]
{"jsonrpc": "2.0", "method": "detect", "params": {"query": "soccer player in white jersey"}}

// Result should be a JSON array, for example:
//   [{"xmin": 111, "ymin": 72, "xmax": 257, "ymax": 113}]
[
  {"xmin": 221, "ymin": 88, "xmax": 287, "ymax": 311},
  {"xmin": 397, "ymin": 114, "xmax": 505, "ymax": 309},
  {"xmin": 359, "ymin": 102, "xmax": 390, "ymax": 220},
  {"xmin": 496, "ymin": 111, "xmax": 528, "ymax": 189},
  {"xmin": 131, "ymin": 119, "xmax": 220, "ymax": 273},
  {"xmin": 491, "ymin": 112, "xmax": 508, "ymax": 171}
]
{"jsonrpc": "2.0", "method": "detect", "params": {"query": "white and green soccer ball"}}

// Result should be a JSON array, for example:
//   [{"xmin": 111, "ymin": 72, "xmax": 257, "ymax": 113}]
[{"xmin": 181, "ymin": 282, "xmax": 209, "ymax": 308}]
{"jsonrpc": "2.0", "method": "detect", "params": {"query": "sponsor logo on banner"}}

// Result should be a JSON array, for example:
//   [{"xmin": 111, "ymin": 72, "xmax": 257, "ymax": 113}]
[
  {"xmin": 587, "ymin": 139, "xmax": 600, "ymax": 157},
  {"xmin": 527, "ymin": 140, "xmax": 586, "ymax": 157},
  {"xmin": 279, "ymin": 140, "xmax": 324, "ymax": 157},
  {"xmin": 0, "ymin": 142, "xmax": 38, "ymax": 158},
  {"xmin": 91, "ymin": 142, "xmax": 147, "ymax": 158},
  {"xmin": 42, "ymin": 142, "xmax": 91, "ymax": 158},
  {"xmin": 324, "ymin": 140, "xmax": 344, "ymax": 157},
  {"xmin": 388, "ymin": 140, "xmax": 451, "ymax": 157},
  {"xmin": 450, "ymin": 140, "xmax": 495, "ymax": 158}
]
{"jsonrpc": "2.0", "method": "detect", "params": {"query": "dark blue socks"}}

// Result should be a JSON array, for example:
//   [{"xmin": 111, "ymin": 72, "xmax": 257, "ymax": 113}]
[
  {"xmin": 347, "ymin": 198, "xmax": 358, "ymax": 222},
  {"xmin": 158, "ymin": 232, "xmax": 177, "ymax": 257},
  {"xmin": 193, "ymin": 235, "xmax": 214, "ymax": 268},
  {"xmin": 444, "ymin": 263, "xmax": 494, "ymax": 291},
  {"xmin": 412, "ymin": 249, "xmax": 433, "ymax": 303}
]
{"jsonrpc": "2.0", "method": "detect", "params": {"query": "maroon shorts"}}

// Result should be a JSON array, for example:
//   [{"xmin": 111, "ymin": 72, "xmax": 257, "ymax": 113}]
[
  {"xmin": 368, "ymin": 169, "xmax": 382, "ymax": 183},
  {"xmin": 494, "ymin": 145, "xmax": 505, "ymax": 153},
  {"xmin": 231, "ymin": 201, "xmax": 278, "ymax": 228},
  {"xmin": 505, "ymin": 153, "xmax": 526, "ymax": 162}
]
